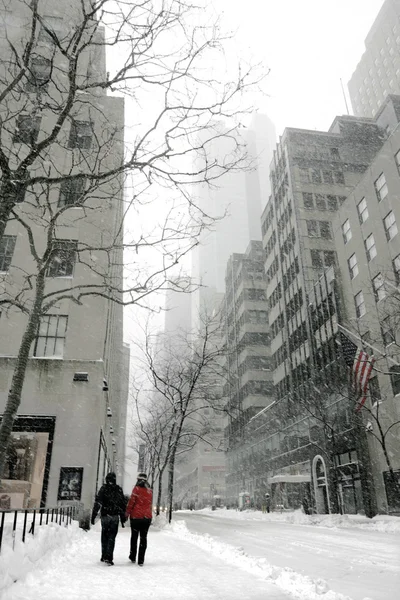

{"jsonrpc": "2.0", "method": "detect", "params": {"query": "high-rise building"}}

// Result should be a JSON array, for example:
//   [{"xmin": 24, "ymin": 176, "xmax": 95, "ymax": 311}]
[
  {"xmin": 348, "ymin": 0, "xmax": 400, "ymax": 118},
  {"xmin": 222, "ymin": 241, "xmax": 273, "ymax": 505},
  {"xmin": 257, "ymin": 114, "xmax": 390, "ymax": 513},
  {"xmin": 191, "ymin": 114, "xmax": 276, "ymax": 323},
  {"xmin": 333, "ymin": 95, "xmax": 400, "ymax": 513},
  {"xmin": 0, "ymin": 2, "xmax": 128, "ymax": 513}
]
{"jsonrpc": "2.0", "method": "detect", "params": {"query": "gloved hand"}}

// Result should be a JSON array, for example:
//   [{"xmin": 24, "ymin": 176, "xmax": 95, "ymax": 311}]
[{"xmin": 91, "ymin": 519, "xmax": 95, "ymax": 526}]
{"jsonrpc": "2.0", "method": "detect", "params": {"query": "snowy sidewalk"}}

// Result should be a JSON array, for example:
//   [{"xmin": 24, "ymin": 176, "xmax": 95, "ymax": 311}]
[{"xmin": 3, "ymin": 524, "xmax": 291, "ymax": 600}]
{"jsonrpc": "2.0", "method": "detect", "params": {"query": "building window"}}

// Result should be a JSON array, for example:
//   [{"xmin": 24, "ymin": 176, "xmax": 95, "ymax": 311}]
[
  {"xmin": 348, "ymin": 253, "xmax": 358, "ymax": 280},
  {"xmin": 384, "ymin": 211, "xmax": 398, "ymax": 241},
  {"xmin": 395, "ymin": 149, "xmax": 400, "ymax": 172},
  {"xmin": 311, "ymin": 169, "xmax": 322, "ymax": 184},
  {"xmin": 34, "ymin": 315, "xmax": 68, "ymax": 358},
  {"xmin": 315, "ymin": 194, "xmax": 326, "ymax": 210},
  {"xmin": 25, "ymin": 56, "xmax": 51, "ymax": 91},
  {"xmin": 333, "ymin": 170, "xmax": 345, "ymax": 185},
  {"xmin": 306, "ymin": 220, "xmax": 318, "ymax": 237},
  {"xmin": 58, "ymin": 178, "xmax": 86, "ymax": 207},
  {"xmin": 354, "ymin": 291, "xmax": 366, "ymax": 318},
  {"xmin": 357, "ymin": 198, "xmax": 368, "ymax": 224},
  {"xmin": 322, "ymin": 170, "xmax": 334, "ymax": 184},
  {"xmin": 364, "ymin": 234, "xmax": 377, "ymax": 261},
  {"xmin": 13, "ymin": 115, "xmax": 41, "ymax": 145},
  {"xmin": 47, "ymin": 240, "xmax": 77, "ymax": 277},
  {"xmin": 381, "ymin": 316, "xmax": 395, "ymax": 346},
  {"xmin": 375, "ymin": 173, "xmax": 388, "ymax": 202},
  {"xmin": 303, "ymin": 192, "xmax": 313, "ymax": 209},
  {"xmin": 393, "ymin": 255, "xmax": 400, "ymax": 285},
  {"xmin": 326, "ymin": 195, "xmax": 338, "ymax": 211},
  {"xmin": 330, "ymin": 147, "xmax": 340, "ymax": 160},
  {"xmin": 390, "ymin": 366, "xmax": 400, "ymax": 395},
  {"xmin": 373, "ymin": 273, "xmax": 386, "ymax": 302},
  {"xmin": 68, "ymin": 121, "xmax": 93, "ymax": 149},
  {"xmin": 310, "ymin": 249, "xmax": 323, "ymax": 269},
  {"xmin": 342, "ymin": 219, "xmax": 352, "ymax": 244},
  {"xmin": 0, "ymin": 235, "xmax": 17, "ymax": 272},
  {"xmin": 324, "ymin": 251, "xmax": 336, "ymax": 267},
  {"xmin": 319, "ymin": 221, "xmax": 332, "ymax": 239}
]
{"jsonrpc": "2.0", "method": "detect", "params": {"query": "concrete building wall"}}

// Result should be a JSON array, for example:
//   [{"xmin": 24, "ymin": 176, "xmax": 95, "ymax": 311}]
[
  {"xmin": 0, "ymin": 1, "xmax": 128, "ymax": 512},
  {"xmin": 348, "ymin": 0, "xmax": 400, "ymax": 118}
]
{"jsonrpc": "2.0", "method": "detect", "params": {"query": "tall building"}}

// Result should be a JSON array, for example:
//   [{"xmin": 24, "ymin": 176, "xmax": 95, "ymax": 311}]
[
  {"xmin": 257, "ymin": 114, "xmax": 392, "ymax": 513},
  {"xmin": 333, "ymin": 95, "xmax": 400, "ymax": 513},
  {"xmin": 348, "ymin": 0, "xmax": 400, "ymax": 118},
  {"xmin": 191, "ymin": 114, "xmax": 276, "ymax": 322},
  {"xmin": 222, "ymin": 241, "xmax": 273, "ymax": 505},
  {"xmin": 0, "ymin": 2, "xmax": 128, "ymax": 513}
]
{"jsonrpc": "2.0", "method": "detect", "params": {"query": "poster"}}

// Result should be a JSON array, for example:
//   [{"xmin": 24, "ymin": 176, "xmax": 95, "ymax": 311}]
[{"xmin": 57, "ymin": 467, "xmax": 83, "ymax": 501}]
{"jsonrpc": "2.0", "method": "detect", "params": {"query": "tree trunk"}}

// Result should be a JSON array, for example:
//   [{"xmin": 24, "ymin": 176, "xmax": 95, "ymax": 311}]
[
  {"xmin": 381, "ymin": 439, "xmax": 400, "ymax": 507},
  {"xmin": 156, "ymin": 467, "xmax": 165, "ymax": 516},
  {"xmin": 167, "ymin": 452, "xmax": 176, "ymax": 524},
  {"xmin": 353, "ymin": 411, "xmax": 377, "ymax": 518},
  {"xmin": 0, "ymin": 271, "xmax": 45, "ymax": 479}
]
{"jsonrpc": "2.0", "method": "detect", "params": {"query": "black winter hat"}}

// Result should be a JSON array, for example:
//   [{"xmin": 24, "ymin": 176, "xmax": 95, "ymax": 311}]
[
  {"xmin": 137, "ymin": 472, "xmax": 147, "ymax": 481},
  {"xmin": 106, "ymin": 472, "xmax": 117, "ymax": 484}
]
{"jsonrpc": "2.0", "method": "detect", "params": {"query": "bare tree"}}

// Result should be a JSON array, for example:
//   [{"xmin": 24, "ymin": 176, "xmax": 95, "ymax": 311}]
[
  {"xmin": 0, "ymin": 0, "xmax": 263, "ymax": 477},
  {"xmin": 132, "ymin": 313, "xmax": 226, "ymax": 522}
]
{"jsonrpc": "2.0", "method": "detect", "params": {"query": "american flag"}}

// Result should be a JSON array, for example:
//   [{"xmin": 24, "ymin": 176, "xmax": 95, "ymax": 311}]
[{"xmin": 338, "ymin": 331, "xmax": 376, "ymax": 411}]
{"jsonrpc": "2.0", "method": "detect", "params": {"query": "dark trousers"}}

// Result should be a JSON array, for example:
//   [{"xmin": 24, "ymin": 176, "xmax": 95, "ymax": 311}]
[
  {"xmin": 101, "ymin": 515, "xmax": 119, "ymax": 561},
  {"xmin": 129, "ymin": 518, "xmax": 151, "ymax": 564}
]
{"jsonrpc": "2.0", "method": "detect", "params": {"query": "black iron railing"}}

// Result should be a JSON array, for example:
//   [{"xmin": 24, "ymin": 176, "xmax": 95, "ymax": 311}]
[{"xmin": 0, "ymin": 505, "xmax": 76, "ymax": 553}]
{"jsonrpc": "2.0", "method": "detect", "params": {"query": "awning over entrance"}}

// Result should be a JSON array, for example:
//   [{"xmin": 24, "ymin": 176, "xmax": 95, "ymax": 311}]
[{"xmin": 268, "ymin": 474, "xmax": 311, "ymax": 484}]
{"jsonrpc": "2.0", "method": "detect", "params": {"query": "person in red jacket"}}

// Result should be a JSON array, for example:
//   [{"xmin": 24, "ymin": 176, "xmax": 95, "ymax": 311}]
[{"xmin": 126, "ymin": 472, "xmax": 153, "ymax": 566}]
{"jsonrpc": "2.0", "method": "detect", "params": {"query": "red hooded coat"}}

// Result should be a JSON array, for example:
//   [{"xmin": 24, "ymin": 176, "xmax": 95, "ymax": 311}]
[{"xmin": 126, "ymin": 484, "xmax": 153, "ymax": 519}]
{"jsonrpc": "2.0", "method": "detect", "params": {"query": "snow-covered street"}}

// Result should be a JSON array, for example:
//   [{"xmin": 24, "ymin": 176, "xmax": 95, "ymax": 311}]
[{"xmin": 2, "ymin": 509, "xmax": 399, "ymax": 600}]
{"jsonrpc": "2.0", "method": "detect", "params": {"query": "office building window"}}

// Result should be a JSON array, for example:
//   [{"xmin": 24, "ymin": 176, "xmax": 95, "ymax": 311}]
[
  {"xmin": 333, "ymin": 171, "xmax": 345, "ymax": 185},
  {"xmin": 390, "ymin": 366, "xmax": 400, "ymax": 395},
  {"xmin": 315, "ymin": 194, "xmax": 326, "ymax": 210},
  {"xmin": 348, "ymin": 253, "xmax": 358, "ymax": 280},
  {"xmin": 384, "ymin": 211, "xmax": 398, "ymax": 241},
  {"xmin": 0, "ymin": 235, "xmax": 17, "ymax": 272},
  {"xmin": 25, "ymin": 56, "xmax": 51, "ymax": 91},
  {"xmin": 330, "ymin": 147, "xmax": 340, "ymax": 160},
  {"xmin": 58, "ymin": 178, "xmax": 86, "ymax": 207},
  {"xmin": 310, "ymin": 249, "xmax": 323, "ymax": 268},
  {"xmin": 68, "ymin": 121, "xmax": 93, "ymax": 149},
  {"xmin": 364, "ymin": 234, "xmax": 377, "ymax": 261},
  {"xmin": 323, "ymin": 251, "xmax": 336, "ymax": 267},
  {"xmin": 303, "ymin": 192, "xmax": 313, "ymax": 209},
  {"xmin": 375, "ymin": 173, "xmax": 388, "ymax": 202},
  {"xmin": 354, "ymin": 291, "xmax": 366, "ymax": 318},
  {"xmin": 13, "ymin": 115, "xmax": 41, "ymax": 145},
  {"xmin": 342, "ymin": 219, "xmax": 352, "ymax": 244},
  {"xmin": 34, "ymin": 315, "xmax": 68, "ymax": 357},
  {"xmin": 47, "ymin": 240, "xmax": 77, "ymax": 277},
  {"xmin": 393, "ymin": 255, "xmax": 400, "ymax": 285},
  {"xmin": 373, "ymin": 273, "xmax": 386, "ymax": 302},
  {"xmin": 381, "ymin": 316, "xmax": 395, "ymax": 346},
  {"xmin": 395, "ymin": 149, "xmax": 400, "ymax": 172},
  {"xmin": 326, "ymin": 195, "xmax": 338, "ymax": 211},
  {"xmin": 322, "ymin": 170, "xmax": 334, "ymax": 184},
  {"xmin": 306, "ymin": 220, "xmax": 318, "ymax": 237},
  {"xmin": 319, "ymin": 221, "xmax": 332, "ymax": 239},
  {"xmin": 357, "ymin": 198, "xmax": 368, "ymax": 224},
  {"xmin": 311, "ymin": 169, "xmax": 322, "ymax": 184}
]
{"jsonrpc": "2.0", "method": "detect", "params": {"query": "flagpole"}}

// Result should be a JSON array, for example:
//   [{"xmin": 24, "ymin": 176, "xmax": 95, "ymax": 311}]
[{"xmin": 337, "ymin": 323, "xmax": 400, "ymax": 367}]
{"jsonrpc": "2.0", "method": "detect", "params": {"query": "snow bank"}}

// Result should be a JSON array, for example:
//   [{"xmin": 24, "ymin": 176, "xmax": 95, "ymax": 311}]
[
  {"xmin": 170, "ymin": 520, "xmax": 354, "ymax": 600},
  {"xmin": 0, "ymin": 521, "xmax": 83, "ymax": 595},
  {"xmin": 191, "ymin": 507, "xmax": 400, "ymax": 533}
]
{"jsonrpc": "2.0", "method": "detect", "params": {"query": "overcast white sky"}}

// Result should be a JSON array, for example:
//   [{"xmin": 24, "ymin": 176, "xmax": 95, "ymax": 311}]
[{"xmin": 213, "ymin": 0, "xmax": 385, "ymax": 134}]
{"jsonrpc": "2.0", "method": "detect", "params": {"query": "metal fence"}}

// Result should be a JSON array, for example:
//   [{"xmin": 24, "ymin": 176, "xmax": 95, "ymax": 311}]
[{"xmin": 0, "ymin": 505, "xmax": 76, "ymax": 553}]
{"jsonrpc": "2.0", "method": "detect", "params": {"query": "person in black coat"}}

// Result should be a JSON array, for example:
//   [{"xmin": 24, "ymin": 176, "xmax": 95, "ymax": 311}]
[{"xmin": 91, "ymin": 472, "xmax": 126, "ymax": 565}]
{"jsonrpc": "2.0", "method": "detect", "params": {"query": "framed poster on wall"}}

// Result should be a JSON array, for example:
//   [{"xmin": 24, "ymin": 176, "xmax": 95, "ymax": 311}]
[{"xmin": 57, "ymin": 467, "xmax": 83, "ymax": 501}]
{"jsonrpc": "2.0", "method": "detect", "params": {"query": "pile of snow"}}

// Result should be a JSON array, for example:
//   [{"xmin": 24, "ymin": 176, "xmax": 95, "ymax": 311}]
[
  {"xmin": 0, "ymin": 520, "xmax": 82, "ymax": 595},
  {"xmin": 193, "ymin": 507, "xmax": 400, "ymax": 533},
  {"xmin": 170, "ymin": 520, "xmax": 353, "ymax": 600}
]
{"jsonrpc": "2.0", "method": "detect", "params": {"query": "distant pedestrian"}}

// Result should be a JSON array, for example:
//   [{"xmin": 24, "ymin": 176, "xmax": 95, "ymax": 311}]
[
  {"xmin": 302, "ymin": 496, "xmax": 310, "ymax": 515},
  {"xmin": 126, "ymin": 472, "xmax": 153, "ymax": 566},
  {"xmin": 265, "ymin": 493, "xmax": 271, "ymax": 513},
  {"xmin": 91, "ymin": 472, "xmax": 127, "ymax": 566}
]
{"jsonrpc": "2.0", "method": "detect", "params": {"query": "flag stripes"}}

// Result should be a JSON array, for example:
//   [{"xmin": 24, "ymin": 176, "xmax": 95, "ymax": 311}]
[{"xmin": 339, "ymin": 331, "xmax": 375, "ymax": 410}]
